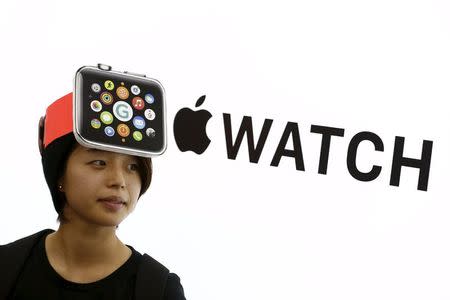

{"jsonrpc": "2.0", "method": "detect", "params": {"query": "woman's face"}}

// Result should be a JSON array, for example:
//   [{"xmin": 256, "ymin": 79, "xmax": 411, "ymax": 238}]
[{"xmin": 59, "ymin": 144, "xmax": 142, "ymax": 227}]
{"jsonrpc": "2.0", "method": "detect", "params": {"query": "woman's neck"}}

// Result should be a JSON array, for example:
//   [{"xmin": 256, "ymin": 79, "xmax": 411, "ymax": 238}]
[{"xmin": 46, "ymin": 221, "xmax": 131, "ymax": 272}]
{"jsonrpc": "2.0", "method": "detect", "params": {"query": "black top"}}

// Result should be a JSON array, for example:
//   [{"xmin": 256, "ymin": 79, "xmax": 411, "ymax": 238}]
[{"xmin": 9, "ymin": 231, "xmax": 185, "ymax": 299}]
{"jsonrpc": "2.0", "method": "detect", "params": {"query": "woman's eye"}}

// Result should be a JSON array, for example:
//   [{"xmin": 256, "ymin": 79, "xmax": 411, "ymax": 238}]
[
  {"xmin": 128, "ymin": 164, "xmax": 139, "ymax": 171},
  {"xmin": 92, "ymin": 160, "xmax": 106, "ymax": 166}
]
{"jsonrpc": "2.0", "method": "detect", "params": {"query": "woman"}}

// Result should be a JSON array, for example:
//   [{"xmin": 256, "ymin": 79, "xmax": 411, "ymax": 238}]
[{"xmin": 0, "ymin": 95, "xmax": 186, "ymax": 299}]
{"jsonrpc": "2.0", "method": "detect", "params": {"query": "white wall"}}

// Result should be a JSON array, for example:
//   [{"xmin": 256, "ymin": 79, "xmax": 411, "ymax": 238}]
[{"xmin": 1, "ymin": 1, "xmax": 449, "ymax": 299}]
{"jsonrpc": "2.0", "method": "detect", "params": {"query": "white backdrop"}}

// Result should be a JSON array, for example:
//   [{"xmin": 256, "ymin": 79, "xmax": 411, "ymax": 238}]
[{"xmin": 1, "ymin": 1, "xmax": 449, "ymax": 299}]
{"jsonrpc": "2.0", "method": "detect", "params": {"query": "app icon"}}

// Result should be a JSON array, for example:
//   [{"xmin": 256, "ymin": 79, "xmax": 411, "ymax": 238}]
[
  {"xmin": 113, "ymin": 101, "xmax": 133, "ymax": 122},
  {"xmin": 105, "ymin": 126, "xmax": 115, "ymax": 137},
  {"xmin": 91, "ymin": 83, "xmax": 101, "ymax": 93},
  {"xmin": 116, "ymin": 86, "xmax": 129, "ymax": 100},
  {"xmin": 100, "ymin": 92, "xmax": 114, "ymax": 105},
  {"xmin": 144, "ymin": 93, "xmax": 154, "ymax": 104},
  {"xmin": 105, "ymin": 80, "xmax": 114, "ymax": 90},
  {"xmin": 146, "ymin": 128, "xmax": 156, "ymax": 138},
  {"xmin": 100, "ymin": 111, "xmax": 114, "ymax": 125},
  {"xmin": 117, "ymin": 124, "xmax": 130, "ymax": 137},
  {"xmin": 133, "ymin": 131, "xmax": 143, "ymax": 141},
  {"xmin": 144, "ymin": 108, "xmax": 155, "ymax": 120},
  {"xmin": 90, "ymin": 100, "xmax": 102, "ymax": 112},
  {"xmin": 91, "ymin": 119, "xmax": 101, "ymax": 129},
  {"xmin": 132, "ymin": 97, "xmax": 145, "ymax": 110},
  {"xmin": 132, "ymin": 116, "xmax": 146, "ymax": 129},
  {"xmin": 131, "ymin": 85, "xmax": 140, "ymax": 95}
]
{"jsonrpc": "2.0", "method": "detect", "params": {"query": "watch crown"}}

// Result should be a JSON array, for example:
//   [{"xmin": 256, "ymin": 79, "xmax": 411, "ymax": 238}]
[{"xmin": 97, "ymin": 63, "xmax": 112, "ymax": 71}]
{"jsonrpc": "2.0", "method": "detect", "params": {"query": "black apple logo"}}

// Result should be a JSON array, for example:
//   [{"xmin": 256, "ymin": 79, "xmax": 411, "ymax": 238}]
[{"xmin": 174, "ymin": 95, "xmax": 212, "ymax": 154}]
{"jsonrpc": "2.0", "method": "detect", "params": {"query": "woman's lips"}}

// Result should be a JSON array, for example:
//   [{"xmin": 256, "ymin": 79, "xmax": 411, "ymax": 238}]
[
  {"xmin": 98, "ymin": 196, "xmax": 126, "ymax": 211},
  {"xmin": 98, "ymin": 196, "xmax": 125, "ymax": 204}
]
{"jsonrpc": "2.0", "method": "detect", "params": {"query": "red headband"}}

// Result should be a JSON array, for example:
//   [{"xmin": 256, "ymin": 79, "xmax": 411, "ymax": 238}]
[{"xmin": 38, "ymin": 92, "xmax": 73, "ymax": 154}]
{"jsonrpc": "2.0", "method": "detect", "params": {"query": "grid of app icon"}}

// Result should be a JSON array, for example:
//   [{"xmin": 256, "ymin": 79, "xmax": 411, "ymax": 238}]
[{"xmin": 89, "ymin": 79, "xmax": 157, "ymax": 142}]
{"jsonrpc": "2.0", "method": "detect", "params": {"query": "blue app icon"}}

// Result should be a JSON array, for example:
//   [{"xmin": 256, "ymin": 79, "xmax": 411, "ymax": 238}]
[
  {"xmin": 144, "ymin": 93, "xmax": 154, "ymax": 104},
  {"xmin": 105, "ymin": 126, "xmax": 115, "ymax": 137},
  {"xmin": 132, "ymin": 116, "xmax": 146, "ymax": 130}
]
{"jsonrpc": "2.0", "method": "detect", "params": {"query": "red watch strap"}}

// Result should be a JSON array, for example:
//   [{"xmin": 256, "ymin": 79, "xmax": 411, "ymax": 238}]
[{"xmin": 43, "ymin": 92, "xmax": 73, "ymax": 148}]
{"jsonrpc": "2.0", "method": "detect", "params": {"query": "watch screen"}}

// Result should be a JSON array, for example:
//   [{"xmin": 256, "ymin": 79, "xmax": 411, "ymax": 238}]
[{"xmin": 77, "ymin": 67, "xmax": 165, "ymax": 155}]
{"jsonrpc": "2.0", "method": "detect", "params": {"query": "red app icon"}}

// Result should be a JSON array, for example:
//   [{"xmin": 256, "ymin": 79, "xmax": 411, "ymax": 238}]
[{"xmin": 132, "ymin": 97, "xmax": 145, "ymax": 110}]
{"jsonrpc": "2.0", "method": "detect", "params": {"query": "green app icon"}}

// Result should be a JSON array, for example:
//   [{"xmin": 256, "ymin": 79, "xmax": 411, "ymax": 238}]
[
  {"xmin": 100, "ymin": 111, "xmax": 114, "ymax": 125},
  {"xmin": 91, "ymin": 119, "xmax": 101, "ymax": 129},
  {"xmin": 133, "ymin": 131, "xmax": 143, "ymax": 141},
  {"xmin": 104, "ymin": 80, "xmax": 114, "ymax": 91}
]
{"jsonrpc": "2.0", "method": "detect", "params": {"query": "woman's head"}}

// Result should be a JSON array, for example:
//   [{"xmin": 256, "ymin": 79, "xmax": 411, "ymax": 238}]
[{"xmin": 41, "ymin": 133, "xmax": 152, "ymax": 225}]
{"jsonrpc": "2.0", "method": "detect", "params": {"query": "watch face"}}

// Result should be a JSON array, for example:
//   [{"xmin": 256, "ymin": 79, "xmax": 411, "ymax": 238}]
[{"xmin": 75, "ymin": 67, "xmax": 166, "ymax": 156}]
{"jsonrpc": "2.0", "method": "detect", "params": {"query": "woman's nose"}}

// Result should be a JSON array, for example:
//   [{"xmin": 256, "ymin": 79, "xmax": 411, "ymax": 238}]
[{"xmin": 107, "ymin": 165, "xmax": 127, "ymax": 189}]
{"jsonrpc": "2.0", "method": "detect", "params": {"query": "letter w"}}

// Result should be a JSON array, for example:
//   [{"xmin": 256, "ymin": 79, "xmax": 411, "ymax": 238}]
[{"xmin": 223, "ymin": 113, "xmax": 273, "ymax": 163}]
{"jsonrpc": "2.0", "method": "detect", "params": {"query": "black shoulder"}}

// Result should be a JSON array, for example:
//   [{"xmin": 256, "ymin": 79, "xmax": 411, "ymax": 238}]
[
  {"xmin": 0, "ymin": 228, "xmax": 54, "ymax": 268},
  {"xmin": 0, "ymin": 229, "xmax": 55, "ymax": 299},
  {"xmin": 134, "ymin": 251, "xmax": 186, "ymax": 300},
  {"xmin": 164, "ymin": 273, "xmax": 186, "ymax": 300}
]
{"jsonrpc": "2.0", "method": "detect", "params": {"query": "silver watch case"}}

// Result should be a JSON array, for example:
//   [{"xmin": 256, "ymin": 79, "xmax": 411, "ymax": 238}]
[{"xmin": 73, "ymin": 64, "xmax": 167, "ymax": 158}]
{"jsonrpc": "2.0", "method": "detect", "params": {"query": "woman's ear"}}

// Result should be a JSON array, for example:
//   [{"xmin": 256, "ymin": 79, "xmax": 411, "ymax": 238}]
[
  {"xmin": 38, "ymin": 116, "xmax": 45, "ymax": 155},
  {"xmin": 57, "ymin": 175, "xmax": 65, "ymax": 192}
]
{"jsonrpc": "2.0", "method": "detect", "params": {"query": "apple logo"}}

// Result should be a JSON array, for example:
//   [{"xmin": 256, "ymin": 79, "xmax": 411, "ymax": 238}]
[{"xmin": 174, "ymin": 95, "xmax": 212, "ymax": 154}]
